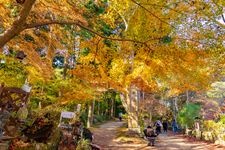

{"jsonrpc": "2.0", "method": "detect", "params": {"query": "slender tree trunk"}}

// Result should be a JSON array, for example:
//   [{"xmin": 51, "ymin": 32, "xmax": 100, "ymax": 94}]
[
  {"xmin": 97, "ymin": 101, "xmax": 100, "ymax": 115},
  {"xmin": 173, "ymin": 97, "xmax": 179, "ymax": 119},
  {"xmin": 114, "ymin": 101, "xmax": 116, "ymax": 117},
  {"xmin": 149, "ymin": 110, "xmax": 152, "ymax": 124},
  {"xmin": 73, "ymin": 104, "xmax": 81, "ymax": 120},
  {"xmin": 63, "ymin": 65, "xmax": 67, "ymax": 80},
  {"xmin": 137, "ymin": 91, "xmax": 140, "ymax": 117},
  {"xmin": 186, "ymin": 90, "xmax": 189, "ymax": 104},
  {"xmin": 100, "ymin": 102, "xmax": 104, "ymax": 116},
  {"xmin": 91, "ymin": 100, "xmax": 95, "ymax": 124},
  {"xmin": 63, "ymin": 51, "xmax": 69, "ymax": 80},
  {"xmin": 110, "ymin": 98, "xmax": 114, "ymax": 118},
  {"xmin": 107, "ymin": 99, "xmax": 109, "ymax": 117},
  {"xmin": 87, "ymin": 104, "xmax": 92, "ymax": 128},
  {"xmin": 185, "ymin": 91, "xmax": 189, "ymax": 133}
]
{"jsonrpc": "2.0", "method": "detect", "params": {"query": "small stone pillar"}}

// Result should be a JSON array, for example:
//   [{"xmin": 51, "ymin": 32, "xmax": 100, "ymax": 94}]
[{"xmin": 194, "ymin": 117, "xmax": 201, "ymax": 139}]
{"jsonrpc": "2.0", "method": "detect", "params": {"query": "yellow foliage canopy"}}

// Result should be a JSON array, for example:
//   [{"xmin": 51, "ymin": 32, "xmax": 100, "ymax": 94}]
[{"xmin": 0, "ymin": 0, "xmax": 224, "ymax": 99}]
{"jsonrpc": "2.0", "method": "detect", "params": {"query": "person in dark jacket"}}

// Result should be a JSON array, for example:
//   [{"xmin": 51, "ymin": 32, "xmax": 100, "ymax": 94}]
[
  {"xmin": 162, "ymin": 120, "xmax": 168, "ymax": 133},
  {"xmin": 154, "ymin": 120, "xmax": 162, "ymax": 135},
  {"xmin": 143, "ymin": 126, "xmax": 157, "ymax": 146},
  {"xmin": 171, "ymin": 119, "xmax": 178, "ymax": 134},
  {"xmin": 83, "ymin": 128, "xmax": 93, "ymax": 142}
]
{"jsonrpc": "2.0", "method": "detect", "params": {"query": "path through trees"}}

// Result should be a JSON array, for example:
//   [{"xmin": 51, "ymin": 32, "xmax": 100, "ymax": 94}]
[{"xmin": 91, "ymin": 121, "xmax": 225, "ymax": 150}]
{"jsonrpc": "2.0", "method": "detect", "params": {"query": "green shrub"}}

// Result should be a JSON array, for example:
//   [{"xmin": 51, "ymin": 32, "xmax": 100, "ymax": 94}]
[
  {"xmin": 218, "ymin": 114, "xmax": 225, "ymax": 124},
  {"xmin": 178, "ymin": 103, "xmax": 201, "ymax": 128},
  {"xmin": 80, "ymin": 112, "xmax": 88, "ymax": 126},
  {"xmin": 76, "ymin": 139, "xmax": 91, "ymax": 150},
  {"xmin": 202, "ymin": 119, "xmax": 225, "ymax": 142},
  {"xmin": 94, "ymin": 115, "xmax": 104, "ymax": 123}
]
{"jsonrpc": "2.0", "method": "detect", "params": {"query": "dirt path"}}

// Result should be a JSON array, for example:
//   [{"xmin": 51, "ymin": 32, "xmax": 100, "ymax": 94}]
[
  {"xmin": 91, "ymin": 121, "xmax": 125, "ymax": 149},
  {"xmin": 148, "ymin": 133, "xmax": 225, "ymax": 150},
  {"xmin": 91, "ymin": 120, "xmax": 225, "ymax": 150}
]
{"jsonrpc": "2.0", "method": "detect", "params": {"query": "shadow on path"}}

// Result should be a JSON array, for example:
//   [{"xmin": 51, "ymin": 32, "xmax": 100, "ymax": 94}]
[{"xmin": 91, "ymin": 121, "xmax": 225, "ymax": 150}]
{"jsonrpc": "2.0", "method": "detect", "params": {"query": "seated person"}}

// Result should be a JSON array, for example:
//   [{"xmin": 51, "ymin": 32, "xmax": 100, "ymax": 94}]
[
  {"xmin": 143, "ymin": 125, "xmax": 157, "ymax": 146},
  {"xmin": 83, "ymin": 128, "xmax": 93, "ymax": 142}
]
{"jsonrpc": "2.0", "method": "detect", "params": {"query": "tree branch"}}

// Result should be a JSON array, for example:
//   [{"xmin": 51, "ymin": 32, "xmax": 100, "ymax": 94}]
[
  {"xmin": 25, "ymin": 20, "xmax": 155, "ymax": 48},
  {"xmin": 130, "ymin": 0, "xmax": 175, "ymax": 28},
  {"xmin": 211, "ymin": 0, "xmax": 225, "ymax": 26},
  {"xmin": 222, "ymin": 14, "xmax": 225, "ymax": 23},
  {"xmin": 0, "ymin": 0, "xmax": 36, "ymax": 48},
  {"xmin": 28, "ymin": 20, "xmax": 207, "ymax": 50},
  {"xmin": 140, "ymin": 2, "xmax": 186, "ymax": 16}
]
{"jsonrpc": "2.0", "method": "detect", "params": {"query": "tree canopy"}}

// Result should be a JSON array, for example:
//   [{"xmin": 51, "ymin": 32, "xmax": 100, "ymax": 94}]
[{"xmin": 0, "ymin": 0, "xmax": 225, "ymax": 97}]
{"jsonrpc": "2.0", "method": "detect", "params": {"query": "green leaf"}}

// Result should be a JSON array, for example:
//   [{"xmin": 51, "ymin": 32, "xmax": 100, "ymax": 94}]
[
  {"xmin": 24, "ymin": 34, "xmax": 34, "ymax": 42},
  {"xmin": 81, "ymin": 47, "xmax": 90, "ymax": 56},
  {"xmin": 161, "ymin": 36, "xmax": 172, "ymax": 44}
]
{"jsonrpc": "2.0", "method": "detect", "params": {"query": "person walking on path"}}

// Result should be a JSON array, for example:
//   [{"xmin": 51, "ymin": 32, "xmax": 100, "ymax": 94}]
[
  {"xmin": 143, "ymin": 125, "xmax": 157, "ymax": 146},
  {"xmin": 91, "ymin": 120, "xmax": 225, "ymax": 149},
  {"xmin": 154, "ymin": 120, "xmax": 162, "ymax": 135},
  {"xmin": 118, "ymin": 112, "xmax": 122, "ymax": 121},
  {"xmin": 171, "ymin": 119, "xmax": 178, "ymax": 134},
  {"xmin": 162, "ymin": 120, "xmax": 168, "ymax": 133}
]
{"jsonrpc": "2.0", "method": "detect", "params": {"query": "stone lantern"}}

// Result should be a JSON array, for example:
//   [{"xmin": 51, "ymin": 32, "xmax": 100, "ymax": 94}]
[
  {"xmin": 194, "ymin": 116, "xmax": 200, "ymax": 130},
  {"xmin": 194, "ymin": 116, "xmax": 202, "ymax": 139}
]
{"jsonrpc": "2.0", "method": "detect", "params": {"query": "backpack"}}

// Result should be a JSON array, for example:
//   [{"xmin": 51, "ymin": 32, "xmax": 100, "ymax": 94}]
[
  {"xmin": 156, "ymin": 122, "xmax": 160, "ymax": 127},
  {"xmin": 144, "ymin": 128, "xmax": 156, "ymax": 137}
]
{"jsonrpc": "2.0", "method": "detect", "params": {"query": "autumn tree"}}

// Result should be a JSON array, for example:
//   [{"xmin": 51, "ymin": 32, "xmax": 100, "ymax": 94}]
[{"xmin": 0, "ymin": 0, "xmax": 225, "ymax": 130}]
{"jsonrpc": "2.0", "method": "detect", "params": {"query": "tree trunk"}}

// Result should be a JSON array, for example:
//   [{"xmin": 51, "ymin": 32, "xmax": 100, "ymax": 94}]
[
  {"xmin": 120, "ymin": 86, "xmax": 140, "ymax": 133},
  {"xmin": 173, "ymin": 97, "xmax": 179, "ymax": 119},
  {"xmin": 149, "ymin": 110, "xmax": 152, "ymax": 124},
  {"xmin": 97, "ymin": 101, "xmax": 100, "ymax": 115},
  {"xmin": 74, "ymin": 104, "xmax": 81, "ymax": 120},
  {"xmin": 87, "ymin": 104, "xmax": 92, "ymax": 128},
  {"xmin": 91, "ymin": 100, "xmax": 95, "ymax": 124},
  {"xmin": 107, "ymin": 99, "xmax": 110, "ymax": 117},
  {"xmin": 110, "ymin": 98, "xmax": 114, "ymax": 118},
  {"xmin": 137, "ymin": 90, "xmax": 140, "ymax": 117},
  {"xmin": 186, "ymin": 90, "xmax": 189, "ymax": 104},
  {"xmin": 63, "ymin": 64, "xmax": 68, "ymax": 80}
]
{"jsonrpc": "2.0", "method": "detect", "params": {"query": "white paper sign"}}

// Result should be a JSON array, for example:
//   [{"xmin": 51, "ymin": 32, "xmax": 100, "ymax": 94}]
[
  {"xmin": 22, "ymin": 84, "xmax": 32, "ymax": 92},
  {"xmin": 61, "ymin": 111, "xmax": 75, "ymax": 119}
]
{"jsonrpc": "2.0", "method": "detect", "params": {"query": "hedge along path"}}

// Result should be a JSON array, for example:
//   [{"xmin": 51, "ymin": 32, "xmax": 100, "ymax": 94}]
[{"xmin": 91, "ymin": 120, "xmax": 225, "ymax": 150}]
